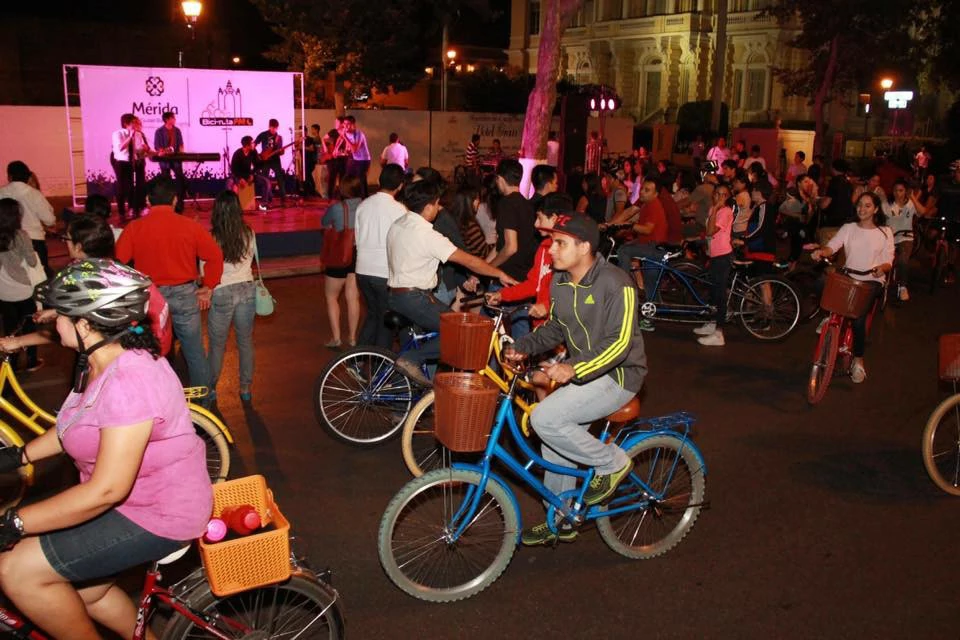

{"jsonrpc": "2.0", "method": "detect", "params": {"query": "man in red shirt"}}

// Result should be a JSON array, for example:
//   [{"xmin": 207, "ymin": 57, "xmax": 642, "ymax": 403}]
[
  {"xmin": 116, "ymin": 178, "xmax": 224, "ymax": 393},
  {"xmin": 658, "ymin": 179, "xmax": 684, "ymax": 246}
]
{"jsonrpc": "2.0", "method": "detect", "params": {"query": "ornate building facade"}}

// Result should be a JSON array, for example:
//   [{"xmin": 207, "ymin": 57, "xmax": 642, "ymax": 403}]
[{"xmin": 508, "ymin": 0, "xmax": 816, "ymax": 129}]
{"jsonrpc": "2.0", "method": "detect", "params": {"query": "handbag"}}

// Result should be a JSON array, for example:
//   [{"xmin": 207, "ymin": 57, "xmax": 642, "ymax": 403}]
[
  {"xmin": 321, "ymin": 199, "xmax": 355, "ymax": 269},
  {"xmin": 252, "ymin": 240, "xmax": 275, "ymax": 316}
]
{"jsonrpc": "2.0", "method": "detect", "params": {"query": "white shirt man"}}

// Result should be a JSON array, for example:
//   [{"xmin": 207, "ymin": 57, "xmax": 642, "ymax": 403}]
[
  {"xmin": 111, "ymin": 125, "xmax": 134, "ymax": 163},
  {"xmin": 380, "ymin": 135, "xmax": 409, "ymax": 169},
  {"xmin": 706, "ymin": 138, "xmax": 730, "ymax": 172},
  {"xmin": 0, "ymin": 172, "xmax": 54, "ymax": 242}
]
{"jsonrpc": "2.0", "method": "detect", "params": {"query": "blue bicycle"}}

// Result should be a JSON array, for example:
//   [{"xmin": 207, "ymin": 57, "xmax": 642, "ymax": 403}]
[
  {"xmin": 314, "ymin": 311, "xmax": 437, "ymax": 446},
  {"xmin": 377, "ymin": 364, "xmax": 708, "ymax": 602}
]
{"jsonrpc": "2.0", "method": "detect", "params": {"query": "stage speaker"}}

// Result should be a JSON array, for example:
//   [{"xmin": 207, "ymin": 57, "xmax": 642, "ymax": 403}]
[{"xmin": 560, "ymin": 94, "xmax": 590, "ymax": 175}]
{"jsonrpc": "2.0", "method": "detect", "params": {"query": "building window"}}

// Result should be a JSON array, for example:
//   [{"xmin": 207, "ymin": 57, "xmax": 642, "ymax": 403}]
[
  {"xmin": 745, "ymin": 69, "xmax": 766, "ymax": 111},
  {"xmin": 628, "ymin": 0, "xmax": 644, "ymax": 18},
  {"xmin": 529, "ymin": 1, "xmax": 541, "ymax": 35},
  {"xmin": 644, "ymin": 70, "xmax": 662, "ymax": 116},
  {"xmin": 676, "ymin": 0, "xmax": 696, "ymax": 10},
  {"xmin": 732, "ymin": 69, "xmax": 743, "ymax": 110},
  {"xmin": 601, "ymin": 0, "xmax": 621, "ymax": 20},
  {"xmin": 680, "ymin": 68, "xmax": 690, "ymax": 104},
  {"xmin": 570, "ymin": 7, "xmax": 585, "ymax": 27}
]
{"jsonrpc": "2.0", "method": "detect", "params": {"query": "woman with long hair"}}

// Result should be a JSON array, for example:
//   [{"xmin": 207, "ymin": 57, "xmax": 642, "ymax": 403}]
[
  {"xmin": 0, "ymin": 198, "xmax": 42, "ymax": 372},
  {"xmin": 475, "ymin": 173, "xmax": 499, "ymax": 254},
  {"xmin": 811, "ymin": 192, "xmax": 893, "ymax": 383},
  {"xmin": 576, "ymin": 173, "xmax": 606, "ymax": 224},
  {"xmin": 207, "ymin": 190, "xmax": 256, "ymax": 401},
  {"xmin": 447, "ymin": 186, "xmax": 489, "ymax": 259},
  {"xmin": 321, "ymin": 174, "xmax": 363, "ymax": 348}
]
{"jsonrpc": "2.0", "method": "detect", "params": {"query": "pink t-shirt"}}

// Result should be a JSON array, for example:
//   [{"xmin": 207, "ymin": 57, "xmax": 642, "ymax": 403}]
[
  {"xmin": 708, "ymin": 206, "xmax": 734, "ymax": 257},
  {"xmin": 56, "ymin": 350, "xmax": 213, "ymax": 540}
]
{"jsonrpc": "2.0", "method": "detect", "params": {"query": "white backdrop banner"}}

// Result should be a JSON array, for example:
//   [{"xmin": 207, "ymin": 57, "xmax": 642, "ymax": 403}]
[{"xmin": 76, "ymin": 65, "xmax": 296, "ymax": 193}]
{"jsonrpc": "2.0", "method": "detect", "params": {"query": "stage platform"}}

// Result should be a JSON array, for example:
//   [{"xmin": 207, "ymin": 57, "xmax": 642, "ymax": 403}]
[{"xmin": 49, "ymin": 196, "xmax": 331, "ymax": 279}]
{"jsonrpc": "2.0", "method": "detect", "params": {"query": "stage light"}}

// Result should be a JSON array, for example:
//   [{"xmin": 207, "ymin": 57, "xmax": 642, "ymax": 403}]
[
  {"xmin": 182, "ymin": 1, "xmax": 202, "ymax": 23},
  {"xmin": 600, "ymin": 98, "xmax": 607, "ymax": 110},
  {"xmin": 590, "ymin": 98, "xmax": 596, "ymax": 110}
]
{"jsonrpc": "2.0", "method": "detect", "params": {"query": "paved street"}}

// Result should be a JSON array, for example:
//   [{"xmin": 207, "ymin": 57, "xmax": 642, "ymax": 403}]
[{"xmin": 22, "ymin": 273, "xmax": 960, "ymax": 639}]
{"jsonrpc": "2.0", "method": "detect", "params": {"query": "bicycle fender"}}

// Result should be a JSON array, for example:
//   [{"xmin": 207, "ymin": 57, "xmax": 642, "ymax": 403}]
[
  {"xmin": 188, "ymin": 404, "xmax": 235, "ymax": 444},
  {"xmin": 619, "ymin": 430, "xmax": 708, "ymax": 476},
  {"xmin": 451, "ymin": 462, "xmax": 524, "ymax": 542}
]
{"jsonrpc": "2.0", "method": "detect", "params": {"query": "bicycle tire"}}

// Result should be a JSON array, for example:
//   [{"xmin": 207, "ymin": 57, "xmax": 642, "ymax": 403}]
[
  {"xmin": 401, "ymin": 391, "xmax": 442, "ymax": 477},
  {"xmin": 807, "ymin": 323, "xmax": 840, "ymax": 405},
  {"xmin": 785, "ymin": 269, "xmax": 822, "ymax": 323},
  {"xmin": 921, "ymin": 393, "xmax": 960, "ymax": 496},
  {"xmin": 161, "ymin": 574, "xmax": 344, "ymax": 639},
  {"xmin": 190, "ymin": 410, "xmax": 230, "ymax": 483},
  {"xmin": 737, "ymin": 276, "xmax": 800, "ymax": 341},
  {"xmin": 314, "ymin": 346, "xmax": 413, "ymax": 447},
  {"xmin": 0, "ymin": 424, "xmax": 27, "ymax": 512},
  {"xmin": 596, "ymin": 435, "xmax": 706, "ymax": 559},
  {"xmin": 378, "ymin": 468, "xmax": 518, "ymax": 602}
]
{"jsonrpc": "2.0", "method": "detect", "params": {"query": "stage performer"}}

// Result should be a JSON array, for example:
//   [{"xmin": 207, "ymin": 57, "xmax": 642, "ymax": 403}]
[
  {"xmin": 231, "ymin": 136, "xmax": 271, "ymax": 212},
  {"xmin": 153, "ymin": 112, "xmax": 187, "ymax": 213},
  {"xmin": 343, "ymin": 115, "xmax": 372, "ymax": 198},
  {"xmin": 255, "ymin": 119, "xmax": 286, "ymax": 209},
  {"xmin": 110, "ymin": 113, "xmax": 136, "ymax": 220},
  {"xmin": 327, "ymin": 116, "xmax": 349, "ymax": 199},
  {"xmin": 129, "ymin": 117, "xmax": 152, "ymax": 220}
]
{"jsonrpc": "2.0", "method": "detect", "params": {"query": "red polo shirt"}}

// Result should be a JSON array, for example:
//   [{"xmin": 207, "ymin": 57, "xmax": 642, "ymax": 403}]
[
  {"xmin": 115, "ymin": 205, "xmax": 224, "ymax": 288},
  {"xmin": 636, "ymin": 198, "xmax": 668, "ymax": 245}
]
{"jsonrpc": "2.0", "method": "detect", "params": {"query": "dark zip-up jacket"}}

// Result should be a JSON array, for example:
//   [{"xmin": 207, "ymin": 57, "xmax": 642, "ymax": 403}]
[{"xmin": 513, "ymin": 256, "xmax": 647, "ymax": 392}]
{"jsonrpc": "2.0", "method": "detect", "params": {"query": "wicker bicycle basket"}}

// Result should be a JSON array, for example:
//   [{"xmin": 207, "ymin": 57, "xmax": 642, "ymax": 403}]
[
  {"xmin": 439, "ymin": 312, "xmax": 494, "ymax": 370},
  {"xmin": 198, "ymin": 475, "xmax": 291, "ymax": 597},
  {"xmin": 820, "ymin": 272, "xmax": 875, "ymax": 318},
  {"xmin": 433, "ymin": 373, "xmax": 501, "ymax": 452},
  {"xmin": 939, "ymin": 334, "xmax": 960, "ymax": 381}
]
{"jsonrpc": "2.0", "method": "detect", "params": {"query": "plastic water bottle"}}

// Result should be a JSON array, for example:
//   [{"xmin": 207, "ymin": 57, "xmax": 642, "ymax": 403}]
[{"xmin": 220, "ymin": 505, "xmax": 262, "ymax": 536}]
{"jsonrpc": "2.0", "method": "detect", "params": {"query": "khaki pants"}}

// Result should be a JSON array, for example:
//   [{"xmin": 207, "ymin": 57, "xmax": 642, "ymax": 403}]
[{"xmin": 313, "ymin": 164, "xmax": 329, "ymax": 199}]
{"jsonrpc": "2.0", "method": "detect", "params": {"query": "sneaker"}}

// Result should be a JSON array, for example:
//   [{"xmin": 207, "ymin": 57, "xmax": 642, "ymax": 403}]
[
  {"xmin": 898, "ymin": 286, "xmax": 910, "ymax": 302},
  {"xmin": 393, "ymin": 357, "xmax": 432, "ymax": 388},
  {"xmin": 815, "ymin": 317, "xmax": 829, "ymax": 335},
  {"xmin": 584, "ymin": 459, "xmax": 635, "ymax": 505},
  {"xmin": 257, "ymin": 204, "xmax": 268, "ymax": 212},
  {"xmin": 638, "ymin": 318, "xmax": 655, "ymax": 332},
  {"xmin": 697, "ymin": 331, "xmax": 725, "ymax": 347},
  {"xmin": 520, "ymin": 521, "xmax": 578, "ymax": 546},
  {"xmin": 851, "ymin": 363, "xmax": 866, "ymax": 384},
  {"xmin": 693, "ymin": 322, "xmax": 716, "ymax": 336}
]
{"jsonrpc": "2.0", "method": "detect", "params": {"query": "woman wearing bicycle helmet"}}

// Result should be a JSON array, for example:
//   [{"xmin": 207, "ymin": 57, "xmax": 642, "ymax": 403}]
[{"xmin": 0, "ymin": 259, "xmax": 212, "ymax": 639}]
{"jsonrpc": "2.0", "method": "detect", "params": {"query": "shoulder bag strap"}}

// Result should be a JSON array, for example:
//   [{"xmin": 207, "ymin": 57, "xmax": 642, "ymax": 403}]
[
  {"xmin": 343, "ymin": 199, "xmax": 351, "ymax": 231},
  {"xmin": 252, "ymin": 233, "xmax": 266, "ymax": 287}
]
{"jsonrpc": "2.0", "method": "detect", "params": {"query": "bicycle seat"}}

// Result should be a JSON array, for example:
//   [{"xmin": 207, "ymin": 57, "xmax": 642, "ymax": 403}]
[
  {"xmin": 606, "ymin": 397, "xmax": 641, "ymax": 424},
  {"xmin": 157, "ymin": 545, "xmax": 191, "ymax": 565},
  {"xmin": 383, "ymin": 311, "xmax": 413, "ymax": 331}
]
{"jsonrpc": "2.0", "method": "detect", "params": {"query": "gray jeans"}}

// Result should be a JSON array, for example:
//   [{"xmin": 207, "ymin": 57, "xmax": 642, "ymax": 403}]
[{"xmin": 530, "ymin": 374, "xmax": 636, "ymax": 500}]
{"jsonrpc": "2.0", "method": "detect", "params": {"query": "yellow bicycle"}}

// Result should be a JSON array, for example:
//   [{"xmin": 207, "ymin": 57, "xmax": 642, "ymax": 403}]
[
  {"xmin": 400, "ymin": 304, "xmax": 545, "ymax": 477},
  {"xmin": 0, "ymin": 353, "xmax": 233, "ymax": 509}
]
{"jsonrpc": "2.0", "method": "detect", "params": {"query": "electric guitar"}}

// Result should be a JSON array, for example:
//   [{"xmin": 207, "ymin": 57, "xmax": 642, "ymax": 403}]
[{"xmin": 259, "ymin": 141, "xmax": 296, "ymax": 162}]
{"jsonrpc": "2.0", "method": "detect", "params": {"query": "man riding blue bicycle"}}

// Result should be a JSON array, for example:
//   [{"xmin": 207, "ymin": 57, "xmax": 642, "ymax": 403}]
[{"xmin": 505, "ymin": 213, "xmax": 648, "ymax": 545}]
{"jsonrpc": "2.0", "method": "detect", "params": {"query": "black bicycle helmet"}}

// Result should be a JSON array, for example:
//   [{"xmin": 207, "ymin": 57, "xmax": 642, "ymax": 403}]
[{"xmin": 35, "ymin": 259, "xmax": 151, "ymax": 328}]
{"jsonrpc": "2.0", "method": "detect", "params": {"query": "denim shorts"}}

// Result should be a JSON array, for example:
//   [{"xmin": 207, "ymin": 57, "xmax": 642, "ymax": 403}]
[{"xmin": 39, "ymin": 509, "xmax": 184, "ymax": 583}]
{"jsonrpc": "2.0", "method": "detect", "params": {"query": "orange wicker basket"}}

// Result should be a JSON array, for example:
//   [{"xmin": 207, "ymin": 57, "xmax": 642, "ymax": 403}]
[
  {"xmin": 939, "ymin": 334, "xmax": 960, "ymax": 381},
  {"xmin": 820, "ymin": 272, "xmax": 875, "ymax": 318},
  {"xmin": 434, "ymin": 373, "xmax": 501, "ymax": 452},
  {"xmin": 439, "ymin": 312, "xmax": 494, "ymax": 370},
  {"xmin": 198, "ymin": 475, "xmax": 291, "ymax": 597}
]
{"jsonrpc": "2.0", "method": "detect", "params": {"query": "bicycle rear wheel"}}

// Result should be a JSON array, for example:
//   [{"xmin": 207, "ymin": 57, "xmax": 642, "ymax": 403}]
[
  {"xmin": 807, "ymin": 323, "xmax": 840, "ymax": 405},
  {"xmin": 161, "ymin": 574, "xmax": 344, "ymax": 639},
  {"xmin": 378, "ymin": 468, "xmax": 518, "ymax": 602},
  {"xmin": 922, "ymin": 393, "xmax": 960, "ymax": 496},
  {"xmin": 737, "ymin": 276, "xmax": 800, "ymax": 341},
  {"xmin": 401, "ymin": 391, "xmax": 445, "ymax": 477},
  {"xmin": 0, "ymin": 425, "xmax": 27, "ymax": 512},
  {"xmin": 314, "ymin": 347, "xmax": 414, "ymax": 447},
  {"xmin": 190, "ymin": 410, "xmax": 230, "ymax": 483},
  {"xmin": 596, "ymin": 435, "xmax": 706, "ymax": 559}
]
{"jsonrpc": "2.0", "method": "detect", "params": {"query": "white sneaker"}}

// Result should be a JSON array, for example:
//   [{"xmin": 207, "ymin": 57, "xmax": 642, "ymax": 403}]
[
  {"xmin": 815, "ymin": 317, "xmax": 829, "ymax": 335},
  {"xmin": 898, "ymin": 286, "xmax": 910, "ymax": 302},
  {"xmin": 697, "ymin": 331, "xmax": 725, "ymax": 346},
  {"xmin": 851, "ymin": 363, "xmax": 866, "ymax": 383},
  {"xmin": 693, "ymin": 322, "xmax": 716, "ymax": 336},
  {"xmin": 257, "ymin": 204, "xmax": 268, "ymax": 212}
]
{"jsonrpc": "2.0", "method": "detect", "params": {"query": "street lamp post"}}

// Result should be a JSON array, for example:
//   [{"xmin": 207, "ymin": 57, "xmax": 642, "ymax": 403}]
[
  {"xmin": 442, "ymin": 45, "xmax": 456, "ymax": 112},
  {"xmin": 179, "ymin": 1, "xmax": 202, "ymax": 67}
]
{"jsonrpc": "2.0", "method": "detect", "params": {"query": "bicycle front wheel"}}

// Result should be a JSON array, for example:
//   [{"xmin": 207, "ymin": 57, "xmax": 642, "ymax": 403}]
[
  {"xmin": 378, "ymin": 468, "xmax": 519, "ymax": 602},
  {"xmin": 737, "ymin": 276, "xmax": 800, "ymax": 341},
  {"xmin": 314, "ymin": 346, "xmax": 414, "ymax": 446},
  {"xmin": 596, "ymin": 435, "xmax": 706, "ymax": 559},
  {"xmin": 807, "ymin": 323, "xmax": 840, "ymax": 405},
  {"xmin": 161, "ymin": 574, "xmax": 344, "ymax": 639},
  {"xmin": 922, "ymin": 393, "xmax": 960, "ymax": 496},
  {"xmin": 0, "ymin": 425, "xmax": 27, "ymax": 512},
  {"xmin": 190, "ymin": 410, "xmax": 230, "ymax": 483}
]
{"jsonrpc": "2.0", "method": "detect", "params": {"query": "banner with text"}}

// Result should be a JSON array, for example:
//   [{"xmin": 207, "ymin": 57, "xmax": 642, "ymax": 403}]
[{"xmin": 77, "ymin": 65, "xmax": 296, "ymax": 195}]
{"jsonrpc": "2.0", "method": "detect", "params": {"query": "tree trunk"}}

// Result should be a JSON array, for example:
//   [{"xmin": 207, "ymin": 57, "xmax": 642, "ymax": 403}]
[
  {"xmin": 520, "ymin": 0, "xmax": 583, "ymax": 161},
  {"xmin": 812, "ymin": 35, "xmax": 840, "ymax": 157}
]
